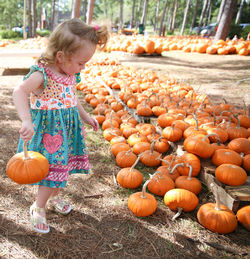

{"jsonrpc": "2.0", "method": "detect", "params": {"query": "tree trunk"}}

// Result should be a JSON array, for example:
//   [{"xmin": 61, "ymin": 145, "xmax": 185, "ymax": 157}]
[
  {"xmin": 119, "ymin": 0, "xmax": 123, "ymax": 30},
  {"xmin": 204, "ymin": 0, "xmax": 212, "ymax": 26},
  {"xmin": 23, "ymin": 0, "xmax": 27, "ymax": 39},
  {"xmin": 82, "ymin": 0, "xmax": 88, "ymax": 22},
  {"xmin": 28, "ymin": 0, "xmax": 33, "ymax": 37},
  {"xmin": 158, "ymin": 0, "xmax": 168, "ymax": 36},
  {"xmin": 140, "ymin": 0, "xmax": 149, "ymax": 26},
  {"xmin": 51, "ymin": 0, "xmax": 56, "ymax": 31},
  {"xmin": 167, "ymin": 4, "xmax": 173, "ymax": 31},
  {"xmin": 154, "ymin": 0, "xmax": 160, "ymax": 32},
  {"xmin": 197, "ymin": 0, "xmax": 208, "ymax": 35},
  {"xmin": 180, "ymin": 0, "xmax": 191, "ymax": 35},
  {"xmin": 136, "ymin": 0, "xmax": 142, "ymax": 28},
  {"xmin": 170, "ymin": 0, "xmax": 178, "ymax": 32},
  {"xmin": 235, "ymin": 0, "xmax": 245, "ymax": 24},
  {"xmin": 40, "ymin": 0, "xmax": 43, "ymax": 29},
  {"xmin": 33, "ymin": 0, "xmax": 37, "ymax": 37},
  {"xmin": 130, "ymin": 0, "xmax": 136, "ymax": 28},
  {"xmin": 72, "ymin": 0, "xmax": 81, "ymax": 18},
  {"xmin": 216, "ymin": 0, "xmax": 226, "ymax": 24},
  {"xmin": 86, "ymin": 0, "xmax": 95, "ymax": 24},
  {"xmin": 214, "ymin": 0, "xmax": 238, "ymax": 41},
  {"xmin": 190, "ymin": 0, "xmax": 199, "ymax": 32}
]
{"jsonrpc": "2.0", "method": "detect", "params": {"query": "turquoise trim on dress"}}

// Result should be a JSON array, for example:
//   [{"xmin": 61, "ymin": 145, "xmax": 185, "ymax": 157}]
[
  {"xmin": 75, "ymin": 73, "xmax": 81, "ymax": 83},
  {"xmin": 23, "ymin": 65, "xmax": 48, "ymax": 88}
]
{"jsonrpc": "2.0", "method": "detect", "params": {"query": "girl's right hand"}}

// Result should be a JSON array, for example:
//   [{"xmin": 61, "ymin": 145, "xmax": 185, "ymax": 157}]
[{"xmin": 19, "ymin": 120, "xmax": 35, "ymax": 141}]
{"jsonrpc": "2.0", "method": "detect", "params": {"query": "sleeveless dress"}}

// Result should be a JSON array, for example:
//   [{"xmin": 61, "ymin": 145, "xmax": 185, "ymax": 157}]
[{"xmin": 17, "ymin": 63, "xmax": 90, "ymax": 188}]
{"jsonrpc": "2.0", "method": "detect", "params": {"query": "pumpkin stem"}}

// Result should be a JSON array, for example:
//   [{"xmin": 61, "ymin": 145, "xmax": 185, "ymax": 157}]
[
  {"xmin": 210, "ymin": 183, "xmax": 221, "ymax": 211},
  {"xmin": 172, "ymin": 207, "xmax": 183, "ymax": 221},
  {"xmin": 23, "ymin": 141, "xmax": 30, "ymax": 160},
  {"xmin": 233, "ymin": 114, "xmax": 240, "ymax": 128},
  {"xmin": 141, "ymin": 179, "xmax": 150, "ymax": 199},
  {"xmin": 192, "ymin": 113, "xmax": 199, "ymax": 131},
  {"xmin": 130, "ymin": 154, "xmax": 141, "ymax": 172},
  {"xmin": 109, "ymin": 111, "xmax": 114, "ymax": 130},
  {"xmin": 150, "ymin": 139, "xmax": 155, "ymax": 155},
  {"xmin": 170, "ymin": 163, "xmax": 184, "ymax": 175},
  {"xmin": 186, "ymin": 164, "xmax": 193, "ymax": 180},
  {"xmin": 202, "ymin": 133, "xmax": 218, "ymax": 142}
]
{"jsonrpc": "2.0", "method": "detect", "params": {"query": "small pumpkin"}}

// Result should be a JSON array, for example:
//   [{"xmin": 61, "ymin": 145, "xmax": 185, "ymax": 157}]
[
  {"xmin": 140, "ymin": 140, "xmax": 161, "ymax": 167},
  {"xmin": 111, "ymin": 143, "xmax": 130, "ymax": 157},
  {"xmin": 6, "ymin": 142, "xmax": 49, "ymax": 184},
  {"xmin": 116, "ymin": 149, "xmax": 137, "ymax": 168},
  {"xmin": 236, "ymin": 205, "xmax": 250, "ymax": 231},
  {"xmin": 197, "ymin": 183, "xmax": 237, "ymax": 234},
  {"xmin": 243, "ymin": 154, "xmax": 250, "ymax": 171},
  {"xmin": 175, "ymin": 164, "xmax": 202, "ymax": 195},
  {"xmin": 128, "ymin": 179, "xmax": 157, "ymax": 217},
  {"xmin": 212, "ymin": 149, "xmax": 242, "ymax": 166},
  {"xmin": 183, "ymin": 134, "xmax": 215, "ymax": 158},
  {"xmin": 164, "ymin": 188, "xmax": 199, "ymax": 220},
  {"xmin": 227, "ymin": 138, "xmax": 250, "ymax": 155},
  {"xmin": 147, "ymin": 171, "xmax": 175, "ymax": 196},
  {"xmin": 116, "ymin": 155, "xmax": 143, "ymax": 189},
  {"xmin": 215, "ymin": 164, "xmax": 247, "ymax": 186}
]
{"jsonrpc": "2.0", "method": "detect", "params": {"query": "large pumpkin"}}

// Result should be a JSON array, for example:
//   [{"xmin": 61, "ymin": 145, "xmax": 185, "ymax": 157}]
[
  {"xmin": 6, "ymin": 142, "xmax": 49, "ymax": 184},
  {"xmin": 197, "ymin": 184, "xmax": 237, "ymax": 234},
  {"xmin": 215, "ymin": 164, "xmax": 247, "ymax": 186},
  {"xmin": 128, "ymin": 179, "xmax": 157, "ymax": 217}
]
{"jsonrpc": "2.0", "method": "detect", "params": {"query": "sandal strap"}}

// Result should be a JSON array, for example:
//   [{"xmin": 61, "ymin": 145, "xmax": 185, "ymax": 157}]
[
  {"xmin": 53, "ymin": 200, "xmax": 68, "ymax": 211},
  {"xmin": 30, "ymin": 203, "xmax": 48, "ymax": 226}
]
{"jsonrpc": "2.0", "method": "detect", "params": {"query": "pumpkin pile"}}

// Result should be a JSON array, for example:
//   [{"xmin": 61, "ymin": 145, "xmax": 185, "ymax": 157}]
[
  {"xmin": 104, "ymin": 34, "xmax": 250, "ymax": 56},
  {"xmin": 78, "ymin": 57, "xmax": 250, "ymax": 233}
]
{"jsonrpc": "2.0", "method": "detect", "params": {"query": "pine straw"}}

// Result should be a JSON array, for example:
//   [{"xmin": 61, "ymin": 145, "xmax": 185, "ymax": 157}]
[{"xmin": 0, "ymin": 76, "xmax": 250, "ymax": 259}]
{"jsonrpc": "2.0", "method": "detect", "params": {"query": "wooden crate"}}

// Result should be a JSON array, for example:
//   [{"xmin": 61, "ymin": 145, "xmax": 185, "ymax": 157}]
[{"xmin": 199, "ymin": 160, "xmax": 250, "ymax": 212}]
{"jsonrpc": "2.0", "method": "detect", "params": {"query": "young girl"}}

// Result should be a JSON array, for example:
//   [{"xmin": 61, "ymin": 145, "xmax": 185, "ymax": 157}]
[{"xmin": 13, "ymin": 18, "xmax": 109, "ymax": 234}]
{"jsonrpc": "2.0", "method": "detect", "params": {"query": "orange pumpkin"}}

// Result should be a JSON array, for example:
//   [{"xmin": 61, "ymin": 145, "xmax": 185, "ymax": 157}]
[
  {"xmin": 237, "ymin": 205, "xmax": 250, "ymax": 230},
  {"xmin": 6, "ymin": 142, "xmax": 49, "ymax": 184}
]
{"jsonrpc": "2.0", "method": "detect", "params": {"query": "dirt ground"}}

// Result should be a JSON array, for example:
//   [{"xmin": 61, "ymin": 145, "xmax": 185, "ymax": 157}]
[{"xmin": 0, "ymin": 49, "xmax": 250, "ymax": 259}]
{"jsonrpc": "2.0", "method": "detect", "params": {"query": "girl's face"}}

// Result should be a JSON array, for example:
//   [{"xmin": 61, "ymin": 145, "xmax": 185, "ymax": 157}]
[{"xmin": 57, "ymin": 40, "xmax": 96, "ymax": 76}]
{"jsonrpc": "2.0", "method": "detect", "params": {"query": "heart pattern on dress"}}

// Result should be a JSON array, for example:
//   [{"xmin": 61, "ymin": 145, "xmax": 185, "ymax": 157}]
[{"xmin": 43, "ymin": 133, "xmax": 63, "ymax": 154}]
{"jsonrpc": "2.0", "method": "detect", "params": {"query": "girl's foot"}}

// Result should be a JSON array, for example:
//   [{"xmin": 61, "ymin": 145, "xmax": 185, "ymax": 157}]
[
  {"xmin": 49, "ymin": 197, "xmax": 72, "ymax": 215},
  {"xmin": 30, "ymin": 202, "xmax": 50, "ymax": 234}
]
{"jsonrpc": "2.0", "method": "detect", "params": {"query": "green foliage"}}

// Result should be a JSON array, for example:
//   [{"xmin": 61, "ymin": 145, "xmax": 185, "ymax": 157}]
[
  {"xmin": 228, "ymin": 23, "xmax": 243, "ymax": 39},
  {"xmin": 0, "ymin": 0, "xmax": 23, "ymax": 30},
  {"xmin": 36, "ymin": 29, "xmax": 51, "ymax": 37},
  {"xmin": 0, "ymin": 29, "xmax": 22, "ymax": 39},
  {"xmin": 241, "ymin": 25, "xmax": 250, "ymax": 40}
]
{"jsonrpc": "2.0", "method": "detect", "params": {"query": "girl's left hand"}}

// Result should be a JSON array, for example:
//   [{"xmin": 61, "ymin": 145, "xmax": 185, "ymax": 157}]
[{"xmin": 87, "ymin": 117, "xmax": 99, "ymax": 132}]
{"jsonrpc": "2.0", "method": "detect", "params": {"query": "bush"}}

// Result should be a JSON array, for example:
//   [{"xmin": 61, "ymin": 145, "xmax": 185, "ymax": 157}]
[
  {"xmin": 241, "ymin": 25, "xmax": 250, "ymax": 40},
  {"xmin": 36, "ymin": 29, "xmax": 51, "ymax": 37},
  {"xmin": 228, "ymin": 23, "xmax": 243, "ymax": 39},
  {"xmin": 0, "ymin": 30, "xmax": 22, "ymax": 39}
]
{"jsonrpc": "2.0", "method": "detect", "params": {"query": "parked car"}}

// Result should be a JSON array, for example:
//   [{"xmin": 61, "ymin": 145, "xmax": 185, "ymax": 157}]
[{"xmin": 192, "ymin": 23, "xmax": 217, "ymax": 36}]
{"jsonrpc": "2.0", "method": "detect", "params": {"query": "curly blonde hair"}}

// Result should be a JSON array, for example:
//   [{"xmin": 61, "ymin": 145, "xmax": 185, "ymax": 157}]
[{"xmin": 38, "ymin": 18, "xmax": 109, "ymax": 64}]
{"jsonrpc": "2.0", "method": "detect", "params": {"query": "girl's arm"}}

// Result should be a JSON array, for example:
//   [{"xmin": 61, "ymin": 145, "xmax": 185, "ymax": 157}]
[
  {"xmin": 13, "ymin": 71, "xmax": 44, "ymax": 141},
  {"xmin": 76, "ymin": 96, "xmax": 99, "ymax": 131}
]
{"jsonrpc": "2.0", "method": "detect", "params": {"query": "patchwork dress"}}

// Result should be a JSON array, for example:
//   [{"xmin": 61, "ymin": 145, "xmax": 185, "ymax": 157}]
[{"xmin": 17, "ymin": 63, "xmax": 90, "ymax": 188}]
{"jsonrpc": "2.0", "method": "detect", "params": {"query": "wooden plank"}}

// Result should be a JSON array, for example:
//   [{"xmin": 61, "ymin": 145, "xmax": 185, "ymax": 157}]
[
  {"xmin": 225, "ymin": 177, "xmax": 250, "ymax": 201},
  {"xmin": 199, "ymin": 169, "xmax": 240, "ymax": 212}
]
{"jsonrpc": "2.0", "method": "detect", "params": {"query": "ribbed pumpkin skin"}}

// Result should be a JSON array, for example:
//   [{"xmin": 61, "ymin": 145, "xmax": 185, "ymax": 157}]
[
  {"xmin": 147, "ymin": 174, "xmax": 175, "ymax": 196},
  {"xmin": 6, "ymin": 151, "xmax": 49, "ymax": 184},
  {"xmin": 177, "ymin": 153, "xmax": 201, "ymax": 176},
  {"xmin": 215, "ymin": 164, "xmax": 247, "ymax": 186},
  {"xmin": 228, "ymin": 138, "xmax": 250, "ymax": 155},
  {"xmin": 197, "ymin": 203, "xmax": 238, "ymax": 234},
  {"xmin": 116, "ymin": 168, "xmax": 143, "ymax": 189},
  {"xmin": 243, "ymin": 154, "xmax": 250, "ymax": 171},
  {"xmin": 164, "ymin": 188, "xmax": 199, "ymax": 212},
  {"xmin": 236, "ymin": 205, "xmax": 250, "ymax": 231},
  {"xmin": 128, "ymin": 192, "xmax": 157, "ymax": 217},
  {"xmin": 212, "ymin": 149, "xmax": 242, "ymax": 166},
  {"xmin": 175, "ymin": 176, "xmax": 202, "ymax": 195}
]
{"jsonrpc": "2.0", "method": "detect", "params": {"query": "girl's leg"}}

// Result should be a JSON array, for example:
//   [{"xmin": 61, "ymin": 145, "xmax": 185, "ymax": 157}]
[{"xmin": 32, "ymin": 186, "xmax": 54, "ymax": 231}]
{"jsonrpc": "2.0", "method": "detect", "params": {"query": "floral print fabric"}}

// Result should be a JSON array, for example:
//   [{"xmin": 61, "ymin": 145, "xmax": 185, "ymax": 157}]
[{"xmin": 17, "ymin": 64, "xmax": 90, "ymax": 188}]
